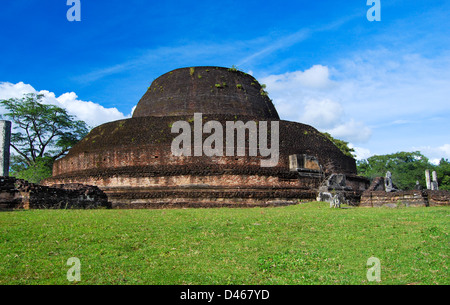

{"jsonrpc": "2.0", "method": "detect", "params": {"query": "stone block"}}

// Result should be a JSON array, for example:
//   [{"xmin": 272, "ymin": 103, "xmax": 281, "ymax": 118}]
[{"xmin": 289, "ymin": 154, "xmax": 320, "ymax": 172}]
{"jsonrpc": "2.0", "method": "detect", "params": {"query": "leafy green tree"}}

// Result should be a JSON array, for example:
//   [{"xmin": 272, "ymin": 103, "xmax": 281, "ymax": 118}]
[
  {"xmin": 436, "ymin": 158, "xmax": 450, "ymax": 191},
  {"xmin": 1, "ymin": 93, "xmax": 89, "ymax": 182},
  {"xmin": 10, "ymin": 155, "xmax": 54, "ymax": 184},
  {"xmin": 321, "ymin": 132, "xmax": 356, "ymax": 158}
]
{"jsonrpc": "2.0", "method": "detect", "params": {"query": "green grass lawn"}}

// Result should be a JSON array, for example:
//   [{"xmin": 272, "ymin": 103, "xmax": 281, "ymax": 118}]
[{"xmin": 0, "ymin": 202, "xmax": 448, "ymax": 285}]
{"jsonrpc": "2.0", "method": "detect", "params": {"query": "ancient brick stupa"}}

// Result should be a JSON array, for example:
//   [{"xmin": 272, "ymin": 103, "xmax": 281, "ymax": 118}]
[{"xmin": 43, "ymin": 67, "xmax": 368, "ymax": 208}]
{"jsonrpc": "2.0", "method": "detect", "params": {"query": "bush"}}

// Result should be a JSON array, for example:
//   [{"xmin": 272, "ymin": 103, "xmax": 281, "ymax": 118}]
[{"xmin": 10, "ymin": 156, "xmax": 53, "ymax": 184}]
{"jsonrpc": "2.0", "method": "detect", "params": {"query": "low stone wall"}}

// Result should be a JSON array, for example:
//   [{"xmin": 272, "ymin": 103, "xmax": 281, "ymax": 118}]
[
  {"xmin": 360, "ymin": 189, "xmax": 450, "ymax": 207},
  {"xmin": 0, "ymin": 176, "xmax": 110, "ymax": 210},
  {"xmin": 425, "ymin": 190, "xmax": 450, "ymax": 206},
  {"xmin": 44, "ymin": 168, "xmax": 324, "ymax": 208},
  {"xmin": 102, "ymin": 185, "xmax": 317, "ymax": 209},
  {"xmin": 0, "ymin": 177, "xmax": 22, "ymax": 209}
]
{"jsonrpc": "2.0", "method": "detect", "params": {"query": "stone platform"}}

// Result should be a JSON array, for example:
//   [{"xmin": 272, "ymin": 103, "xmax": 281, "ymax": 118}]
[
  {"xmin": 360, "ymin": 189, "xmax": 450, "ymax": 207},
  {"xmin": 0, "ymin": 176, "xmax": 110, "ymax": 210}
]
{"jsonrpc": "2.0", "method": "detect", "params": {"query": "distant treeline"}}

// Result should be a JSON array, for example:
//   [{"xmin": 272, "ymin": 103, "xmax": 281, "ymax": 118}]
[{"xmin": 357, "ymin": 151, "xmax": 450, "ymax": 191}]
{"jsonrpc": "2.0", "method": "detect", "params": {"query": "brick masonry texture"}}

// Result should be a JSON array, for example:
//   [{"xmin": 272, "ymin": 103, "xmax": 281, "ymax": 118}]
[
  {"xmin": 133, "ymin": 67, "xmax": 279, "ymax": 119},
  {"xmin": 0, "ymin": 176, "xmax": 110, "ymax": 210},
  {"xmin": 42, "ymin": 66, "xmax": 365, "ymax": 208},
  {"xmin": 360, "ymin": 189, "xmax": 450, "ymax": 207}
]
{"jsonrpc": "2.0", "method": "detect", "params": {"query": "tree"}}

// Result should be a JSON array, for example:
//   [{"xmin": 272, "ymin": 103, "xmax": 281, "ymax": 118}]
[
  {"xmin": 10, "ymin": 155, "xmax": 54, "ymax": 183},
  {"xmin": 1, "ymin": 93, "xmax": 89, "ymax": 182},
  {"xmin": 436, "ymin": 158, "xmax": 450, "ymax": 191},
  {"xmin": 321, "ymin": 132, "xmax": 356, "ymax": 158}
]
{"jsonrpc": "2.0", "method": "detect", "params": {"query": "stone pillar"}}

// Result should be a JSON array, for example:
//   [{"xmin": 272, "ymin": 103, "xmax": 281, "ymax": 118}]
[
  {"xmin": 289, "ymin": 154, "xmax": 300, "ymax": 172},
  {"xmin": 0, "ymin": 120, "xmax": 12, "ymax": 177},
  {"xmin": 425, "ymin": 169, "xmax": 431, "ymax": 190},
  {"xmin": 385, "ymin": 171, "xmax": 394, "ymax": 192},
  {"xmin": 431, "ymin": 171, "xmax": 439, "ymax": 191}
]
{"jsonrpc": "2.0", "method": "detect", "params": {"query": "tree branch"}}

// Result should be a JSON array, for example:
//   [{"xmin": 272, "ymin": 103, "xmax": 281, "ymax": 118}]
[{"xmin": 10, "ymin": 143, "xmax": 32, "ymax": 165}]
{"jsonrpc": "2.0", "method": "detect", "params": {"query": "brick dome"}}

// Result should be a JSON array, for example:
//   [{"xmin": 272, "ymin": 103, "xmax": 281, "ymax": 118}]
[
  {"xmin": 43, "ymin": 66, "xmax": 367, "ymax": 208},
  {"xmin": 133, "ymin": 66, "xmax": 279, "ymax": 119}
]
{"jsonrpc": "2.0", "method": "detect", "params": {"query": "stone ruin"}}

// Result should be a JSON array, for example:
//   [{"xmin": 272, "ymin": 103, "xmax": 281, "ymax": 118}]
[
  {"xmin": 2, "ymin": 67, "xmax": 449, "ymax": 209},
  {"xmin": 0, "ymin": 121, "xmax": 11, "ymax": 177},
  {"xmin": 0, "ymin": 176, "xmax": 110, "ymax": 210},
  {"xmin": 0, "ymin": 120, "xmax": 110, "ymax": 210},
  {"xmin": 360, "ymin": 170, "xmax": 449, "ymax": 207},
  {"xmin": 40, "ymin": 66, "xmax": 369, "ymax": 208},
  {"xmin": 316, "ymin": 173, "xmax": 369, "ymax": 206},
  {"xmin": 428, "ymin": 170, "xmax": 439, "ymax": 191},
  {"xmin": 2, "ymin": 67, "xmax": 448, "ymax": 209}
]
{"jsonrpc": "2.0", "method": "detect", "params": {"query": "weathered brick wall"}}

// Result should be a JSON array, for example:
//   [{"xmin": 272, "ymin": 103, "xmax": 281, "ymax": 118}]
[
  {"xmin": 50, "ymin": 116, "xmax": 358, "ymax": 178},
  {"xmin": 104, "ymin": 186, "xmax": 318, "ymax": 209},
  {"xmin": 46, "ymin": 171, "xmax": 316, "ymax": 188},
  {"xmin": 133, "ymin": 67, "xmax": 280, "ymax": 119},
  {"xmin": 0, "ymin": 177, "xmax": 22, "ymax": 209},
  {"xmin": 360, "ymin": 189, "xmax": 450, "ymax": 207},
  {"xmin": 0, "ymin": 177, "xmax": 110, "ymax": 210},
  {"xmin": 425, "ymin": 190, "xmax": 450, "ymax": 206},
  {"xmin": 43, "ymin": 66, "xmax": 364, "ymax": 208},
  {"xmin": 44, "ymin": 172, "xmax": 320, "ymax": 208},
  {"xmin": 44, "ymin": 117, "xmax": 359, "ymax": 208},
  {"xmin": 345, "ymin": 175, "xmax": 371, "ymax": 192},
  {"xmin": 366, "ymin": 177, "xmax": 386, "ymax": 191}
]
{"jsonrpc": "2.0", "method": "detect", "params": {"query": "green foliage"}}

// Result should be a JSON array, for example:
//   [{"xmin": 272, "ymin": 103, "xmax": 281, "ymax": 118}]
[
  {"xmin": 321, "ymin": 132, "xmax": 356, "ymax": 158},
  {"xmin": 228, "ymin": 65, "xmax": 239, "ymax": 72},
  {"xmin": 356, "ymin": 151, "xmax": 436, "ymax": 190},
  {"xmin": 10, "ymin": 156, "xmax": 53, "ymax": 183},
  {"xmin": 189, "ymin": 67, "xmax": 195, "ymax": 76},
  {"xmin": 1, "ymin": 93, "xmax": 89, "ymax": 163},
  {"xmin": 436, "ymin": 158, "xmax": 450, "ymax": 191},
  {"xmin": 1, "ymin": 93, "xmax": 89, "ymax": 181}
]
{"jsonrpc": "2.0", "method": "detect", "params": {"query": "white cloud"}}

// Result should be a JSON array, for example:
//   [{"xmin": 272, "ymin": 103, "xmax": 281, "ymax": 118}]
[
  {"xmin": 325, "ymin": 120, "xmax": 372, "ymax": 144},
  {"xmin": 0, "ymin": 82, "xmax": 131, "ymax": 127},
  {"xmin": 332, "ymin": 50, "xmax": 450, "ymax": 123},
  {"xmin": 413, "ymin": 144, "xmax": 450, "ymax": 163},
  {"xmin": 260, "ymin": 65, "xmax": 372, "ymax": 144},
  {"xmin": 0, "ymin": 82, "xmax": 35, "ymax": 99},
  {"xmin": 301, "ymin": 98, "xmax": 343, "ymax": 129},
  {"xmin": 130, "ymin": 105, "xmax": 137, "ymax": 117},
  {"xmin": 430, "ymin": 159, "xmax": 441, "ymax": 166},
  {"xmin": 261, "ymin": 48, "xmax": 450, "ymax": 151},
  {"xmin": 349, "ymin": 144, "xmax": 372, "ymax": 161},
  {"xmin": 263, "ymin": 65, "xmax": 332, "ymax": 90}
]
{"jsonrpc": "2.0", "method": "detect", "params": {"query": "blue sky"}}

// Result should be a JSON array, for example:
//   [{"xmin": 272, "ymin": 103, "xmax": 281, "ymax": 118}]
[{"xmin": 1, "ymin": 0, "xmax": 449, "ymax": 162}]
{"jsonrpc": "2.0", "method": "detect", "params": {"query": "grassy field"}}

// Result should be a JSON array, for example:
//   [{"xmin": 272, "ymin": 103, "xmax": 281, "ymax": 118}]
[{"xmin": 0, "ymin": 202, "xmax": 448, "ymax": 285}]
